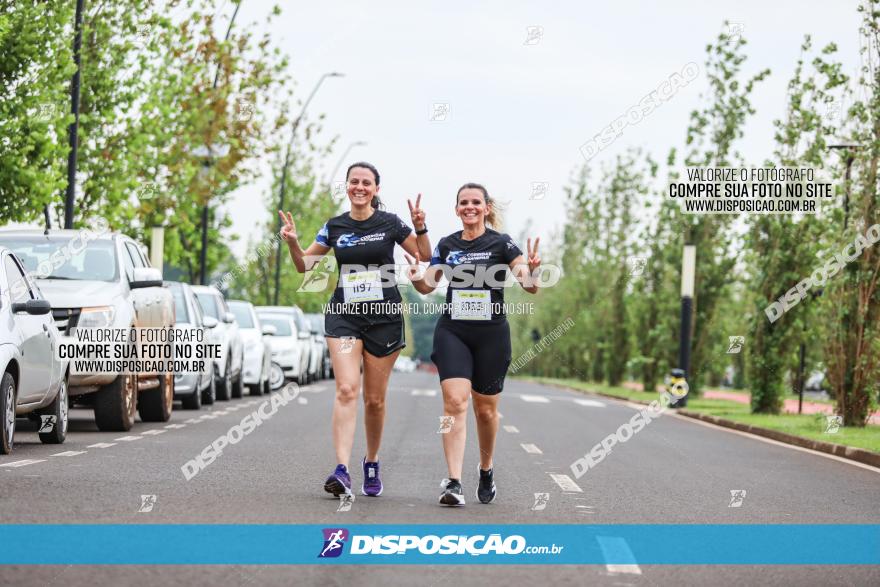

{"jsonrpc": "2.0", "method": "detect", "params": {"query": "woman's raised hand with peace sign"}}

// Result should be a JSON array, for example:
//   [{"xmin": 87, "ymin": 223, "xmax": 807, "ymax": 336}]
[
  {"xmin": 407, "ymin": 193, "xmax": 426, "ymax": 230},
  {"xmin": 527, "ymin": 237, "xmax": 541, "ymax": 275},
  {"xmin": 278, "ymin": 210, "xmax": 298, "ymax": 244}
]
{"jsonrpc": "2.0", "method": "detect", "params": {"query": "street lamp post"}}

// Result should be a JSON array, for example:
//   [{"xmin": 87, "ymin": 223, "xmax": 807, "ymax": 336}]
[
  {"xmin": 271, "ymin": 72, "xmax": 344, "ymax": 305},
  {"xmin": 325, "ymin": 140, "xmax": 368, "ymax": 191},
  {"xmin": 675, "ymin": 244, "xmax": 696, "ymax": 407},
  {"xmin": 63, "ymin": 0, "xmax": 86, "ymax": 229}
]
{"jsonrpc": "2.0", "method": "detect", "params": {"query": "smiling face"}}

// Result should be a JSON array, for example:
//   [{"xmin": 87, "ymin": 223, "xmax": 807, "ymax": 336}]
[
  {"xmin": 346, "ymin": 166, "xmax": 379, "ymax": 208},
  {"xmin": 456, "ymin": 187, "xmax": 490, "ymax": 228}
]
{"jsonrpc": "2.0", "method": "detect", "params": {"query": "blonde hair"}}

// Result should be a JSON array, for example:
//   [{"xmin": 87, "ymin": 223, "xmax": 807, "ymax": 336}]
[{"xmin": 456, "ymin": 183, "xmax": 503, "ymax": 229}]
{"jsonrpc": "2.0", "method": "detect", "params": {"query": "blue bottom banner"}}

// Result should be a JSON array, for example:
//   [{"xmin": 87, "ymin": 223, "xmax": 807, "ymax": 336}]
[{"xmin": 1, "ymin": 524, "xmax": 877, "ymax": 565}]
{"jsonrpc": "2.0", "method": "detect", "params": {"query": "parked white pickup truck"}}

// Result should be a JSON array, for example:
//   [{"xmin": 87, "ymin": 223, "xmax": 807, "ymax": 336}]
[{"xmin": 0, "ymin": 228, "xmax": 175, "ymax": 431}]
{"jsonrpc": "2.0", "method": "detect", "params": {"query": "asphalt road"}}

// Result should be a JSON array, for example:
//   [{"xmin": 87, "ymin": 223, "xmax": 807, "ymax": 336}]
[{"xmin": 1, "ymin": 371, "xmax": 878, "ymax": 586}]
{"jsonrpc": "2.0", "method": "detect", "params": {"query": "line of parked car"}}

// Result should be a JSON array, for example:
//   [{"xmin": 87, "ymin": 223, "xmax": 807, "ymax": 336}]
[{"xmin": 0, "ymin": 228, "xmax": 331, "ymax": 455}]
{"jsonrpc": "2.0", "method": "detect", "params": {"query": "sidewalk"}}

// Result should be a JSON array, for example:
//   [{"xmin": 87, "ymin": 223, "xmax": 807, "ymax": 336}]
[{"xmin": 622, "ymin": 381, "xmax": 880, "ymax": 425}]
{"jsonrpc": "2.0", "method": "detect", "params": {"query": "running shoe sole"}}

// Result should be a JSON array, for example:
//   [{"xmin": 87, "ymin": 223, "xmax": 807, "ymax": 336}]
[
  {"xmin": 324, "ymin": 477, "xmax": 349, "ymax": 497},
  {"xmin": 439, "ymin": 491, "xmax": 465, "ymax": 506}
]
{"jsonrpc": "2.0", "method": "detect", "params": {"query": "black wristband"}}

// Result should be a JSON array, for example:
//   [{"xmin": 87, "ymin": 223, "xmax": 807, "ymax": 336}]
[{"xmin": 415, "ymin": 226, "xmax": 428, "ymax": 235}]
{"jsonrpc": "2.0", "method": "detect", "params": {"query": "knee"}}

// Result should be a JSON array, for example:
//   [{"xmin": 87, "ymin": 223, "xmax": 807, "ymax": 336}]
[
  {"xmin": 475, "ymin": 406, "xmax": 496, "ymax": 424},
  {"xmin": 444, "ymin": 396, "xmax": 468, "ymax": 415},
  {"xmin": 364, "ymin": 394, "xmax": 385, "ymax": 412},
  {"xmin": 336, "ymin": 382, "xmax": 358, "ymax": 405}
]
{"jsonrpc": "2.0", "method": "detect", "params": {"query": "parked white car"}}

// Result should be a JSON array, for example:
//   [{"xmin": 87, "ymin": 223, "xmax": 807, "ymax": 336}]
[
  {"xmin": 393, "ymin": 356, "xmax": 417, "ymax": 373},
  {"xmin": 256, "ymin": 311, "xmax": 304, "ymax": 388},
  {"xmin": 191, "ymin": 285, "xmax": 244, "ymax": 401},
  {"xmin": 0, "ymin": 247, "xmax": 68, "ymax": 453},
  {"xmin": 257, "ymin": 305, "xmax": 312, "ymax": 385},
  {"xmin": 227, "ymin": 300, "xmax": 271, "ymax": 396},
  {"xmin": 167, "ymin": 281, "xmax": 217, "ymax": 408},
  {"xmin": 0, "ymin": 229, "xmax": 175, "ymax": 432},
  {"xmin": 304, "ymin": 313, "xmax": 331, "ymax": 380}
]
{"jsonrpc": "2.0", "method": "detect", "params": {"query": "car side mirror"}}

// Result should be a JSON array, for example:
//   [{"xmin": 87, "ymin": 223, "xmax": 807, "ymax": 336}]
[
  {"xmin": 298, "ymin": 331, "xmax": 310, "ymax": 340},
  {"xmin": 223, "ymin": 312, "xmax": 235, "ymax": 324},
  {"xmin": 203, "ymin": 316, "xmax": 219, "ymax": 329},
  {"xmin": 130, "ymin": 267, "xmax": 163, "ymax": 289},
  {"xmin": 262, "ymin": 324, "xmax": 276, "ymax": 336},
  {"xmin": 12, "ymin": 299, "xmax": 51, "ymax": 315}
]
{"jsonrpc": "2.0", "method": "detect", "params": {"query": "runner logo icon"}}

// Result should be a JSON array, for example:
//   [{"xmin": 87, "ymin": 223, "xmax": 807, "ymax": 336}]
[{"xmin": 318, "ymin": 528, "xmax": 349, "ymax": 558}]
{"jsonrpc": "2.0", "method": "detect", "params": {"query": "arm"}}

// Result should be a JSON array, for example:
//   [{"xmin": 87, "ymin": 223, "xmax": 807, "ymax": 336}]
[
  {"xmin": 278, "ymin": 210, "xmax": 330, "ymax": 273},
  {"xmin": 404, "ymin": 252, "xmax": 443, "ymax": 295}
]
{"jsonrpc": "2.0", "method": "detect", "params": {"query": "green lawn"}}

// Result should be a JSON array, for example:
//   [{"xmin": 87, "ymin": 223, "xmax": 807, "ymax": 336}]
[{"xmin": 520, "ymin": 376, "xmax": 880, "ymax": 454}]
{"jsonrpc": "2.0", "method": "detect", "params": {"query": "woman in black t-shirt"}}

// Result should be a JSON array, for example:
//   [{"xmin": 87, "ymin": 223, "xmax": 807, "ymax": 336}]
[
  {"xmin": 407, "ymin": 182, "xmax": 541, "ymax": 506},
  {"xmin": 279, "ymin": 161, "xmax": 431, "ymax": 498}
]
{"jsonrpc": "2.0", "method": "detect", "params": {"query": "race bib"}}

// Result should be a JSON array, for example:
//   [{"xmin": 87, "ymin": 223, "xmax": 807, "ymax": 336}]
[
  {"xmin": 342, "ymin": 270, "xmax": 383, "ymax": 303},
  {"xmin": 451, "ymin": 290, "xmax": 491, "ymax": 321}
]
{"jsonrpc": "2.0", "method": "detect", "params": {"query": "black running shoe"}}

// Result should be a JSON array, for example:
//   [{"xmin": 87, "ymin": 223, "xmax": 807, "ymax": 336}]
[
  {"xmin": 477, "ymin": 466, "xmax": 496, "ymax": 504},
  {"xmin": 439, "ymin": 478, "xmax": 465, "ymax": 506}
]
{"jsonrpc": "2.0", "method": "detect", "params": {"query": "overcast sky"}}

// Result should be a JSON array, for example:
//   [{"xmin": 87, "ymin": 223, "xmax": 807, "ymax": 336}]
[{"xmin": 221, "ymin": 0, "xmax": 863, "ymax": 259}]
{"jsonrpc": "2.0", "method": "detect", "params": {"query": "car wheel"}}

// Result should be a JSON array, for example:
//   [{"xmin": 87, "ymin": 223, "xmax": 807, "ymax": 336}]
[
  {"xmin": 201, "ymin": 375, "xmax": 216, "ymax": 406},
  {"xmin": 215, "ymin": 359, "xmax": 231, "ymax": 401},
  {"xmin": 248, "ymin": 382, "xmax": 263, "ymax": 396},
  {"xmin": 139, "ymin": 372, "xmax": 174, "ymax": 422},
  {"xmin": 182, "ymin": 375, "xmax": 202, "ymax": 410},
  {"xmin": 94, "ymin": 373, "xmax": 137, "ymax": 432},
  {"xmin": 232, "ymin": 372, "xmax": 244, "ymax": 399},
  {"xmin": 39, "ymin": 376, "xmax": 68, "ymax": 445},
  {"xmin": 269, "ymin": 363, "xmax": 284, "ymax": 391},
  {"xmin": 1, "ymin": 372, "xmax": 16, "ymax": 454}
]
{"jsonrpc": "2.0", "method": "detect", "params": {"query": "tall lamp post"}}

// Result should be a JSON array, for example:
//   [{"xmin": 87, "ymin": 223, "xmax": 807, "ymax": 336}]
[
  {"xmin": 271, "ymin": 72, "xmax": 344, "ymax": 305},
  {"xmin": 63, "ymin": 0, "xmax": 86, "ymax": 229},
  {"xmin": 674, "ymin": 244, "xmax": 696, "ymax": 407},
  {"xmin": 325, "ymin": 140, "xmax": 368, "ymax": 191}
]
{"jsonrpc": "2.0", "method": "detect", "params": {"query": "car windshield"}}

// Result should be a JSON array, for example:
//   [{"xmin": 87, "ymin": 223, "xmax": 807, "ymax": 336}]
[
  {"xmin": 168, "ymin": 284, "xmax": 189, "ymax": 323},
  {"xmin": 258, "ymin": 315, "xmax": 291, "ymax": 336},
  {"xmin": 0, "ymin": 235, "xmax": 118, "ymax": 282},
  {"xmin": 195, "ymin": 292, "xmax": 219, "ymax": 319},
  {"xmin": 229, "ymin": 302, "xmax": 254, "ymax": 328}
]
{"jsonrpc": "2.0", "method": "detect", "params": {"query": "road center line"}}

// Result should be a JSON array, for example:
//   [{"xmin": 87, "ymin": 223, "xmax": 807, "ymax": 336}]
[
  {"xmin": 503, "ymin": 425, "xmax": 520, "ymax": 433},
  {"xmin": 547, "ymin": 473, "xmax": 582, "ymax": 492},
  {"xmin": 521, "ymin": 443, "xmax": 543, "ymax": 454}
]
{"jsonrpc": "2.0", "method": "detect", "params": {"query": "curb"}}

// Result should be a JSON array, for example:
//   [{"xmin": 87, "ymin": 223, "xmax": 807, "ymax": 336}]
[{"xmin": 522, "ymin": 378, "xmax": 880, "ymax": 469}]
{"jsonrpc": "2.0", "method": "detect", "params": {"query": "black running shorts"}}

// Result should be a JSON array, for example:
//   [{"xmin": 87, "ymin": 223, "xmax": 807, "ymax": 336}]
[
  {"xmin": 325, "ymin": 313, "xmax": 406, "ymax": 358},
  {"xmin": 431, "ymin": 318, "xmax": 511, "ymax": 395}
]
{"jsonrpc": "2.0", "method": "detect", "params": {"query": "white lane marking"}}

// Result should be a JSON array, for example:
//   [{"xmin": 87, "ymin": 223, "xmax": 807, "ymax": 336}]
[
  {"xmin": 140, "ymin": 429, "xmax": 166, "ymax": 436},
  {"xmin": 114, "ymin": 436, "xmax": 142, "ymax": 442},
  {"xmin": 51, "ymin": 450, "xmax": 86, "ymax": 457},
  {"xmin": 199, "ymin": 414, "xmax": 218, "ymax": 420},
  {"xmin": 0, "ymin": 459, "xmax": 46, "ymax": 468},
  {"xmin": 596, "ymin": 536, "xmax": 642, "ymax": 575},
  {"xmin": 184, "ymin": 418, "xmax": 201, "ymax": 424},
  {"xmin": 521, "ymin": 443, "xmax": 543, "ymax": 454},
  {"xmin": 574, "ymin": 398, "xmax": 606, "ymax": 408},
  {"xmin": 668, "ymin": 411, "xmax": 880, "ymax": 475},
  {"xmin": 503, "ymin": 425, "xmax": 520, "ymax": 433},
  {"xmin": 520, "ymin": 394, "xmax": 550, "ymax": 403},
  {"xmin": 411, "ymin": 389, "xmax": 437, "ymax": 397},
  {"xmin": 297, "ymin": 397, "xmax": 308, "ymax": 405},
  {"xmin": 87, "ymin": 442, "xmax": 116, "ymax": 448},
  {"xmin": 213, "ymin": 410, "xmax": 229, "ymax": 416},
  {"xmin": 548, "ymin": 473, "xmax": 582, "ymax": 493},
  {"xmin": 164, "ymin": 424, "xmax": 185, "ymax": 429}
]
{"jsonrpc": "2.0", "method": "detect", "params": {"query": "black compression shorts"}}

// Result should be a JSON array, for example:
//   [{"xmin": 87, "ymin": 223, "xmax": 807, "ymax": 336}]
[
  {"xmin": 431, "ymin": 319, "xmax": 511, "ymax": 395},
  {"xmin": 325, "ymin": 313, "xmax": 406, "ymax": 358}
]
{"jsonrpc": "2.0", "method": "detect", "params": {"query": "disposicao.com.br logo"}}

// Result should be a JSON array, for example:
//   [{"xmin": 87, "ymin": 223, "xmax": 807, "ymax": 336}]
[{"xmin": 318, "ymin": 528, "xmax": 563, "ymax": 558}]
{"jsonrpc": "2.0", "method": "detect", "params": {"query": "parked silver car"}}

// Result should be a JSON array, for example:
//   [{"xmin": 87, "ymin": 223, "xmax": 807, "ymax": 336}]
[
  {"xmin": 304, "ymin": 313, "xmax": 331, "ymax": 380},
  {"xmin": 256, "ymin": 311, "xmax": 303, "ymax": 388},
  {"xmin": 167, "ymin": 281, "xmax": 218, "ymax": 408},
  {"xmin": 257, "ymin": 305, "xmax": 311, "ymax": 385},
  {"xmin": 191, "ymin": 285, "xmax": 244, "ymax": 401},
  {"xmin": 0, "ymin": 248, "xmax": 68, "ymax": 453},
  {"xmin": 0, "ymin": 229, "xmax": 175, "ymax": 432},
  {"xmin": 227, "ymin": 300, "xmax": 271, "ymax": 396}
]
